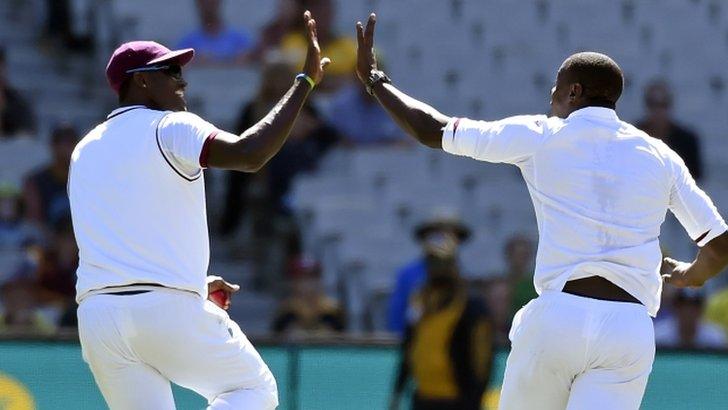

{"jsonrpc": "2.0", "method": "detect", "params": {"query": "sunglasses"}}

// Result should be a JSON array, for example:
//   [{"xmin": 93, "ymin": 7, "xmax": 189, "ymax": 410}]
[{"xmin": 126, "ymin": 64, "xmax": 183, "ymax": 80}]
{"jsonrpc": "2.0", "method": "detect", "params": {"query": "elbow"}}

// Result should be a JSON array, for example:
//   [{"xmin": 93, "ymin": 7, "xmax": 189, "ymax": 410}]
[
  {"xmin": 414, "ymin": 129, "xmax": 443, "ymax": 149},
  {"xmin": 236, "ymin": 156, "xmax": 266, "ymax": 173},
  {"xmin": 230, "ymin": 143, "xmax": 268, "ymax": 172}
]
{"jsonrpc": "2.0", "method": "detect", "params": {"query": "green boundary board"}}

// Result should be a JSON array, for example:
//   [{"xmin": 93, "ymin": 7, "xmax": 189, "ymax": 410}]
[{"xmin": 1, "ymin": 342, "xmax": 727, "ymax": 409}]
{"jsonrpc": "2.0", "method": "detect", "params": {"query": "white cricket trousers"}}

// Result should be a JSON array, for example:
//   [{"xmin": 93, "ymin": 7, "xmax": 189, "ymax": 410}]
[
  {"xmin": 499, "ymin": 290, "xmax": 655, "ymax": 410},
  {"xmin": 77, "ymin": 288, "xmax": 278, "ymax": 410}
]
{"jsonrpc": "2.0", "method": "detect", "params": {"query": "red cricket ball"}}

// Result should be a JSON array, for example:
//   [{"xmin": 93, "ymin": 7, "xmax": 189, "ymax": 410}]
[{"xmin": 209, "ymin": 289, "xmax": 229, "ymax": 309}]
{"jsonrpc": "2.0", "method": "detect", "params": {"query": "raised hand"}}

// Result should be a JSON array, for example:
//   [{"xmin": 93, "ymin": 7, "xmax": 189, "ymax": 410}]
[
  {"xmin": 356, "ymin": 13, "xmax": 379, "ymax": 85},
  {"xmin": 302, "ymin": 10, "xmax": 331, "ymax": 85}
]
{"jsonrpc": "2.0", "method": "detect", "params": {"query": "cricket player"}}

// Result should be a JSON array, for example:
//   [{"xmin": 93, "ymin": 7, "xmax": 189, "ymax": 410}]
[
  {"xmin": 69, "ymin": 11, "xmax": 330, "ymax": 410},
  {"xmin": 355, "ymin": 13, "xmax": 728, "ymax": 409}
]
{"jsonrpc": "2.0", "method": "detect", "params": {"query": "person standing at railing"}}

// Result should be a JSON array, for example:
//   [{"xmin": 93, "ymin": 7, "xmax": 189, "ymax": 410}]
[
  {"xmin": 387, "ymin": 213, "xmax": 471, "ymax": 336},
  {"xmin": 390, "ymin": 244, "xmax": 493, "ymax": 410}
]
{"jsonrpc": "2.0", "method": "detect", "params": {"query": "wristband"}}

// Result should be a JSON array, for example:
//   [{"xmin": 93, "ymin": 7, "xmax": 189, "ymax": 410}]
[
  {"xmin": 366, "ymin": 70, "xmax": 391, "ymax": 96},
  {"xmin": 296, "ymin": 73, "xmax": 315, "ymax": 89}
]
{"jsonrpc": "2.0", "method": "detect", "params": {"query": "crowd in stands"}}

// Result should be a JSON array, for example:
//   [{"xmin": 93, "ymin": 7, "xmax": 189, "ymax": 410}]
[
  {"xmin": 0, "ymin": 0, "xmax": 727, "ymax": 355},
  {"xmin": 0, "ymin": 47, "xmax": 35, "ymax": 139}
]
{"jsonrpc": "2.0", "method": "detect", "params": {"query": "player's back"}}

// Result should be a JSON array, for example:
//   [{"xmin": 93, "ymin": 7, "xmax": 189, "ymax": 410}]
[
  {"xmin": 523, "ymin": 108, "xmax": 689, "ymax": 315},
  {"xmin": 69, "ymin": 106, "xmax": 209, "ymax": 302}
]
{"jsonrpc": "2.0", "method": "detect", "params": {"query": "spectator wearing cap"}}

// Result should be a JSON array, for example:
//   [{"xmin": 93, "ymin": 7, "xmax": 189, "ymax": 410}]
[
  {"xmin": 22, "ymin": 124, "xmax": 79, "ymax": 234},
  {"xmin": 391, "ymin": 250, "xmax": 493, "ymax": 410},
  {"xmin": 654, "ymin": 288, "xmax": 727, "ymax": 349},
  {"xmin": 637, "ymin": 79, "xmax": 703, "ymax": 181},
  {"xmin": 271, "ymin": 254, "xmax": 345, "ymax": 336},
  {"xmin": 0, "ymin": 46, "xmax": 36, "ymax": 138},
  {"xmin": 387, "ymin": 214, "xmax": 471, "ymax": 335},
  {"xmin": 176, "ymin": 0, "xmax": 253, "ymax": 65}
]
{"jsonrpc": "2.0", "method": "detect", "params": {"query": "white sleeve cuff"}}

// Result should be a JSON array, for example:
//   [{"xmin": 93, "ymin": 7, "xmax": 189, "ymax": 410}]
[
  {"xmin": 697, "ymin": 220, "xmax": 728, "ymax": 247},
  {"xmin": 441, "ymin": 117, "xmax": 463, "ymax": 155}
]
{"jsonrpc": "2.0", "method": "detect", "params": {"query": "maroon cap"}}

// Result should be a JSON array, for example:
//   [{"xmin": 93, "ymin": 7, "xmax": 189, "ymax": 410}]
[{"xmin": 105, "ymin": 41, "xmax": 194, "ymax": 94}]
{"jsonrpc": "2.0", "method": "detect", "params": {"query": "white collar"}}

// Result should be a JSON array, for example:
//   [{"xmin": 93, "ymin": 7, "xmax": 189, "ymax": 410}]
[
  {"xmin": 107, "ymin": 105, "xmax": 148, "ymax": 119},
  {"xmin": 566, "ymin": 106, "xmax": 619, "ymax": 121}
]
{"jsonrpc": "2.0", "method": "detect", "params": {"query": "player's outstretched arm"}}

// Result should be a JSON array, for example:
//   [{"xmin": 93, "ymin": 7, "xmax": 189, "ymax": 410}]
[
  {"xmin": 206, "ymin": 11, "xmax": 331, "ymax": 172},
  {"xmin": 663, "ymin": 231, "xmax": 728, "ymax": 287},
  {"xmin": 356, "ymin": 13, "xmax": 450, "ymax": 149}
]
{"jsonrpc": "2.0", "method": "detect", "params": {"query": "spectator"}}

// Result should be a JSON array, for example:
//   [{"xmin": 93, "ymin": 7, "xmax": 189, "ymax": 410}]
[
  {"xmin": 0, "ymin": 182, "xmax": 39, "ymax": 293},
  {"xmin": 176, "ymin": 0, "xmax": 254, "ymax": 65},
  {"xmin": 391, "ymin": 251, "xmax": 493, "ymax": 410},
  {"xmin": 326, "ymin": 78, "xmax": 408, "ymax": 145},
  {"xmin": 41, "ymin": 0, "xmax": 94, "ymax": 54},
  {"xmin": 271, "ymin": 255, "xmax": 345, "ymax": 336},
  {"xmin": 478, "ymin": 277, "xmax": 512, "ymax": 345},
  {"xmin": 503, "ymin": 235, "xmax": 537, "ymax": 319},
  {"xmin": 705, "ymin": 286, "xmax": 728, "ymax": 338},
  {"xmin": 0, "ymin": 46, "xmax": 36, "ymax": 138},
  {"xmin": 278, "ymin": 0, "xmax": 357, "ymax": 92},
  {"xmin": 0, "ymin": 182, "xmax": 37, "ymax": 250},
  {"xmin": 0, "ymin": 215, "xmax": 77, "ymax": 332},
  {"xmin": 654, "ymin": 289, "xmax": 727, "ymax": 349},
  {"xmin": 219, "ymin": 58, "xmax": 339, "ymax": 235},
  {"xmin": 248, "ymin": 0, "xmax": 302, "ymax": 62},
  {"xmin": 22, "ymin": 124, "xmax": 78, "ymax": 233},
  {"xmin": 387, "ymin": 213, "xmax": 471, "ymax": 335},
  {"xmin": 637, "ymin": 79, "xmax": 703, "ymax": 181}
]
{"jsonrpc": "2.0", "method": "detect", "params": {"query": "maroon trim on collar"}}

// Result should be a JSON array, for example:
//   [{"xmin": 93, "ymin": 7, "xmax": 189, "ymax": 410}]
[{"xmin": 199, "ymin": 131, "xmax": 219, "ymax": 168}]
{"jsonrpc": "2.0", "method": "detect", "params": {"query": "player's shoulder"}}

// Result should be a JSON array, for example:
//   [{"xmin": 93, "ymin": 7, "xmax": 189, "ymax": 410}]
[
  {"xmin": 487, "ymin": 114, "xmax": 554, "ymax": 137},
  {"xmin": 624, "ymin": 120, "xmax": 681, "ymax": 158},
  {"xmin": 499, "ymin": 114, "xmax": 550, "ymax": 126},
  {"xmin": 157, "ymin": 110, "xmax": 212, "ymax": 129},
  {"xmin": 160, "ymin": 110, "xmax": 206, "ymax": 123}
]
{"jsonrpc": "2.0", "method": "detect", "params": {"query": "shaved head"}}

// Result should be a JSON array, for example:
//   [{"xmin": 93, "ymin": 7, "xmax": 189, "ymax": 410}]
[
  {"xmin": 559, "ymin": 52, "xmax": 624, "ymax": 105},
  {"xmin": 550, "ymin": 52, "xmax": 624, "ymax": 118}
]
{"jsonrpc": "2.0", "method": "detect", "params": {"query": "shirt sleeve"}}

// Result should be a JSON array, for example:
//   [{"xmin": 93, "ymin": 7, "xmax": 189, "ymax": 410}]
[
  {"xmin": 667, "ymin": 149, "xmax": 728, "ymax": 247},
  {"xmin": 441, "ymin": 115, "xmax": 548, "ymax": 164},
  {"xmin": 156, "ymin": 111, "xmax": 220, "ymax": 179}
]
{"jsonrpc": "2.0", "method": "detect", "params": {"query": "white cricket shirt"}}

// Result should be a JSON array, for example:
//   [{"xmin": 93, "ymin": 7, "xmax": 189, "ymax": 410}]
[
  {"xmin": 442, "ymin": 107, "xmax": 727, "ymax": 316},
  {"xmin": 70, "ymin": 106, "xmax": 220, "ymax": 302}
]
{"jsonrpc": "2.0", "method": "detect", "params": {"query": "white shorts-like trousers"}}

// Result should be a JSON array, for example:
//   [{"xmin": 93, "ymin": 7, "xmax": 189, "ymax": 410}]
[
  {"xmin": 78, "ymin": 288, "xmax": 278, "ymax": 410},
  {"xmin": 499, "ymin": 290, "xmax": 655, "ymax": 410}
]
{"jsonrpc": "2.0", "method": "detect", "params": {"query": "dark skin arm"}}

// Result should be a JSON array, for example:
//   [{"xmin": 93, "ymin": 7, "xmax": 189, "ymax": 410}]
[
  {"xmin": 206, "ymin": 11, "xmax": 331, "ymax": 172},
  {"xmin": 355, "ymin": 14, "xmax": 450, "ymax": 149},
  {"xmin": 663, "ymin": 231, "xmax": 728, "ymax": 287}
]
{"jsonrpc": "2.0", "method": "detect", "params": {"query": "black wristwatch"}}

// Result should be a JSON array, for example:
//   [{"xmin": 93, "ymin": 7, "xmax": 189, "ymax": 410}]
[{"xmin": 366, "ymin": 70, "xmax": 391, "ymax": 95}]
